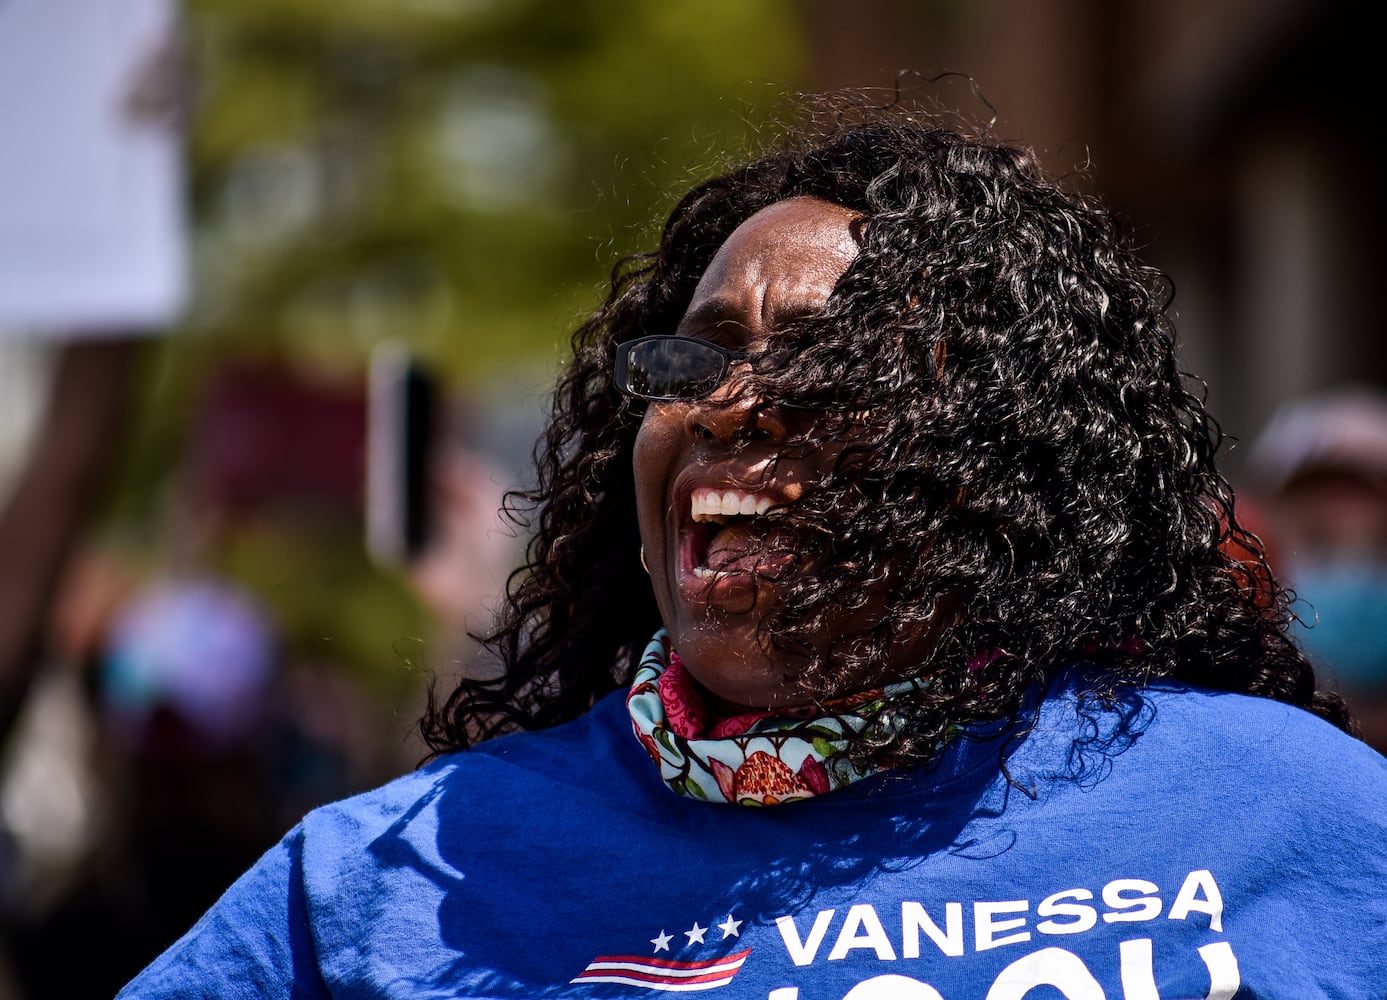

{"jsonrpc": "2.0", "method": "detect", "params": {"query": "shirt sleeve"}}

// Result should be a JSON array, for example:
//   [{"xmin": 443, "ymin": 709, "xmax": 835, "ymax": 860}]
[{"xmin": 115, "ymin": 824, "xmax": 329, "ymax": 1000}]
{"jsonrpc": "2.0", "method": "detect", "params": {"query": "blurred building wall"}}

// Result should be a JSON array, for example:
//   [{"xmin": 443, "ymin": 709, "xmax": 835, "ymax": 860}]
[{"xmin": 804, "ymin": 0, "xmax": 1384, "ymax": 474}]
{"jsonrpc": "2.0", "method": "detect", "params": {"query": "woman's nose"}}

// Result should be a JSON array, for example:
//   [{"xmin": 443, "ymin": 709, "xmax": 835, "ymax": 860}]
[{"xmin": 682, "ymin": 370, "xmax": 788, "ymax": 444}]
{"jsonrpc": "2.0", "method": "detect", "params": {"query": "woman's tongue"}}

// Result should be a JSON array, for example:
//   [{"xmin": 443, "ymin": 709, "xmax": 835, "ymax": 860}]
[{"xmin": 704, "ymin": 522, "xmax": 797, "ymax": 577}]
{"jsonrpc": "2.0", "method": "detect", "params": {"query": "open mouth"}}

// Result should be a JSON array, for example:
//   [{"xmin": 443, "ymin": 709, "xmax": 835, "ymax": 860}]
[{"xmin": 684, "ymin": 487, "xmax": 795, "ymax": 582}]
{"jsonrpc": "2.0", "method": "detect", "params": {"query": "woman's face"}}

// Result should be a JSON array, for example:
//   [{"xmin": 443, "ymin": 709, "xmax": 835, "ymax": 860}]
[{"xmin": 632, "ymin": 196, "xmax": 865, "ymax": 711}]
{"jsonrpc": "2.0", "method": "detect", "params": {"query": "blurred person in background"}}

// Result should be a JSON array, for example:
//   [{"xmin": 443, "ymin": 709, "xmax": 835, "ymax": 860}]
[
  {"xmin": 1, "ymin": 3, "xmax": 187, "ymax": 991},
  {"xmin": 119, "ymin": 105, "xmax": 1386, "ymax": 998},
  {"xmin": 2, "ymin": 520, "xmax": 414, "ymax": 997},
  {"xmin": 1247, "ymin": 386, "xmax": 1387, "ymax": 753},
  {"xmin": 1, "ymin": 355, "xmax": 433, "ymax": 998},
  {"xmin": 0, "ymin": 574, "xmax": 282, "ymax": 998},
  {"xmin": 0, "ymin": 0, "xmax": 185, "ymax": 740}
]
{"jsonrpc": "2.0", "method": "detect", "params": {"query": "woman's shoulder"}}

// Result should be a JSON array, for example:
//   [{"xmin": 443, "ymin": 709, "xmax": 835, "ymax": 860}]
[
  {"xmin": 298, "ymin": 687, "xmax": 647, "ymax": 849},
  {"xmin": 1143, "ymin": 678, "xmax": 1383, "ymax": 770},
  {"xmin": 1027, "ymin": 669, "xmax": 1387, "ymax": 813},
  {"xmin": 117, "ymin": 692, "xmax": 649, "ymax": 996}
]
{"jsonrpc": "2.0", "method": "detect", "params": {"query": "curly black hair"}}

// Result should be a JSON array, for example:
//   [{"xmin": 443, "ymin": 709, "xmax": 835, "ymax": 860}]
[{"xmin": 421, "ymin": 103, "xmax": 1350, "ymax": 765}]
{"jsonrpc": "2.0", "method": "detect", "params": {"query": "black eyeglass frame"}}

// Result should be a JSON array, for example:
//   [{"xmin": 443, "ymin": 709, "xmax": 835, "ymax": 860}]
[{"xmin": 614, "ymin": 335, "xmax": 751, "ymax": 402}]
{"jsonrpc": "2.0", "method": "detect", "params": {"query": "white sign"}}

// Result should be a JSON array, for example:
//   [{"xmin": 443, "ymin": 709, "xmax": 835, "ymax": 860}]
[{"xmin": 0, "ymin": 0, "xmax": 186, "ymax": 337}]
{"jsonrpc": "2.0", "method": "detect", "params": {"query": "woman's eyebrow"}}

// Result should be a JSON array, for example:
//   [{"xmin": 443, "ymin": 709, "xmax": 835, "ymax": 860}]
[
  {"xmin": 678, "ymin": 297, "xmax": 742, "ymax": 333},
  {"xmin": 680, "ymin": 296, "xmax": 825, "ymax": 336}
]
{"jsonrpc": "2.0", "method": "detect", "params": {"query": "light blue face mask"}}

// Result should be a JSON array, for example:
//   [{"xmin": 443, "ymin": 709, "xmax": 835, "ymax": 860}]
[{"xmin": 1287, "ymin": 560, "xmax": 1387, "ymax": 694}]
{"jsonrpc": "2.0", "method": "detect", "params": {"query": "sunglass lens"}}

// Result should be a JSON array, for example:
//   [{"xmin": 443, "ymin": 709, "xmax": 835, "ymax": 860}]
[{"xmin": 624, "ymin": 339, "xmax": 725, "ymax": 399}]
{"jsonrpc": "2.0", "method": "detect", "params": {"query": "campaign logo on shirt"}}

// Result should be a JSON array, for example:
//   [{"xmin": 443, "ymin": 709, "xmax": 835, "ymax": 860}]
[{"xmin": 572, "ymin": 914, "xmax": 750, "ymax": 991}]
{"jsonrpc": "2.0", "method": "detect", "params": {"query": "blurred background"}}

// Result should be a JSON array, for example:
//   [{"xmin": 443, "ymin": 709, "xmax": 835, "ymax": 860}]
[{"xmin": 0, "ymin": 0, "xmax": 1381, "ymax": 994}]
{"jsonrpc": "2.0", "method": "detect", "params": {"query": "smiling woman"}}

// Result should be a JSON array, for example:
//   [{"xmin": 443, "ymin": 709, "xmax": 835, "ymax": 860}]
[
  {"xmin": 631, "ymin": 197, "xmax": 884, "ymax": 712},
  {"xmin": 120, "ymin": 105, "xmax": 1387, "ymax": 998}
]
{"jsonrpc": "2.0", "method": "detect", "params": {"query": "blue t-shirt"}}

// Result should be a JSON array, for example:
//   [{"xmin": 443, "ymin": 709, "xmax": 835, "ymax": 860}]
[{"xmin": 119, "ymin": 674, "xmax": 1387, "ymax": 999}]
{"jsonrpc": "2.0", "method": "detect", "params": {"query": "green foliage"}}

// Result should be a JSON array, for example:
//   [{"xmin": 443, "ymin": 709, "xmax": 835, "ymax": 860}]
[
  {"xmin": 182, "ymin": 0, "xmax": 808, "ymax": 381},
  {"xmin": 214, "ymin": 515, "xmax": 430, "ymax": 702}
]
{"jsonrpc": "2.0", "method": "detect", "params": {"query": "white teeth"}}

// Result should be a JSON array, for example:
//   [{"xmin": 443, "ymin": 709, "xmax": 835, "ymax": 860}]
[
  {"xmin": 690, "ymin": 487, "xmax": 776, "ymax": 522},
  {"xmin": 692, "ymin": 566, "xmax": 723, "ymax": 580}
]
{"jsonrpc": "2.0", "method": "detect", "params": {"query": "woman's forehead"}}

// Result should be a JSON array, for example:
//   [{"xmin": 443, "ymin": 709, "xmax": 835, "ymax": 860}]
[
  {"xmin": 706, "ymin": 197, "xmax": 860, "ymax": 276},
  {"xmin": 679, "ymin": 197, "xmax": 861, "ymax": 337}
]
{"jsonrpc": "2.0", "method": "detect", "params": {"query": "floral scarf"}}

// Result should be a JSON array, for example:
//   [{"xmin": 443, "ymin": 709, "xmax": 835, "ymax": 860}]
[{"xmin": 626, "ymin": 630, "xmax": 928, "ymax": 806}]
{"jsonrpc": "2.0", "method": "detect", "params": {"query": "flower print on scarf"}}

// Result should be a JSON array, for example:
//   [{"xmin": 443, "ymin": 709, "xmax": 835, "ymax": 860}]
[
  {"xmin": 626, "ymin": 631, "xmax": 931, "ymax": 806},
  {"xmin": 709, "ymin": 751, "xmax": 834, "ymax": 806}
]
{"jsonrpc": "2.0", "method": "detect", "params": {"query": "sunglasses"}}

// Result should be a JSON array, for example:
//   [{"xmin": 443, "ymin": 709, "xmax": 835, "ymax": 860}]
[{"xmin": 614, "ymin": 336, "xmax": 752, "ymax": 402}]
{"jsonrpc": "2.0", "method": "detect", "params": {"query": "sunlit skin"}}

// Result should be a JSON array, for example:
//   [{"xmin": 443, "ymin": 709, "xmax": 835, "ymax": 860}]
[{"xmin": 632, "ymin": 196, "xmax": 935, "ymax": 713}]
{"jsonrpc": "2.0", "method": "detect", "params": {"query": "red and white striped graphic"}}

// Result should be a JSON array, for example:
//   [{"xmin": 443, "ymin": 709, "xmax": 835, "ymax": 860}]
[{"xmin": 570, "ymin": 947, "xmax": 752, "ymax": 992}]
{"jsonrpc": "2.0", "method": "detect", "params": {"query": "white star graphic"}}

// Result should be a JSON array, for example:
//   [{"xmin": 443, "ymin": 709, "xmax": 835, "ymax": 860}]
[
  {"xmin": 650, "ymin": 930, "xmax": 672, "ymax": 953},
  {"xmin": 684, "ymin": 921, "xmax": 707, "ymax": 945},
  {"xmin": 718, "ymin": 914, "xmax": 742, "ymax": 938}
]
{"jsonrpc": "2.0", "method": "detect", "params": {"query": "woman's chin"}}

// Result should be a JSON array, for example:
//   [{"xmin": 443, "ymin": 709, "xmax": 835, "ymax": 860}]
[{"xmin": 664, "ymin": 631, "xmax": 806, "ymax": 714}]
